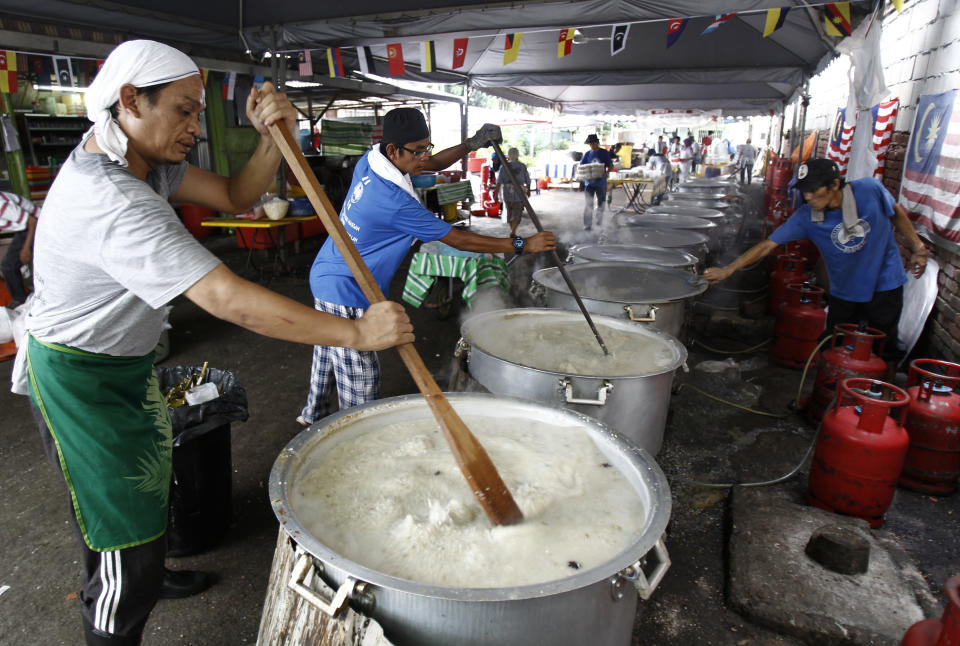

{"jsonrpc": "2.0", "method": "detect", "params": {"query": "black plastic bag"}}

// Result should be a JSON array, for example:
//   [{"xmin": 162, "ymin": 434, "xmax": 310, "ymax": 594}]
[{"xmin": 155, "ymin": 365, "xmax": 249, "ymax": 446}]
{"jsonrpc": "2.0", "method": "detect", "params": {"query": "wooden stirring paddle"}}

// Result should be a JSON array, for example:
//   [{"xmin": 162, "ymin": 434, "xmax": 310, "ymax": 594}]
[{"xmin": 267, "ymin": 122, "xmax": 524, "ymax": 527}]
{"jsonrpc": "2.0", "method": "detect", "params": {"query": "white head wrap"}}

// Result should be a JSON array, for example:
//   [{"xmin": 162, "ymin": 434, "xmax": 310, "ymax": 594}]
[{"xmin": 85, "ymin": 40, "xmax": 199, "ymax": 166}]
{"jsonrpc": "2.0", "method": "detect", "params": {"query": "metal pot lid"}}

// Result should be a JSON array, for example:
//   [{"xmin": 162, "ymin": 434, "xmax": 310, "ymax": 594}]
[
  {"xmin": 664, "ymin": 191, "xmax": 731, "ymax": 201},
  {"xmin": 644, "ymin": 205, "xmax": 726, "ymax": 221},
  {"xmin": 604, "ymin": 226, "xmax": 710, "ymax": 248},
  {"xmin": 618, "ymin": 213, "xmax": 718, "ymax": 231},
  {"xmin": 534, "ymin": 261, "xmax": 708, "ymax": 303},
  {"xmin": 678, "ymin": 178, "xmax": 738, "ymax": 190},
  {"xmin": 570, "ymin": 243, "xmax": 699, "ymax": 267}
]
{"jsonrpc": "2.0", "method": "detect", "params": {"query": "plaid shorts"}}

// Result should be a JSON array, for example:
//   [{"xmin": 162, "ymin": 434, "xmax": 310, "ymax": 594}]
[{"xmin": 300, "ymin": 299, "xmax": 380, "ymax": 424}]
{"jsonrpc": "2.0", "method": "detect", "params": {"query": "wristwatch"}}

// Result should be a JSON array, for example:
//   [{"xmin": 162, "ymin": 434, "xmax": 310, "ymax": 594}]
[{"xmin": 512, "ymin": 236, "xmax": 525, "ymax": 255}]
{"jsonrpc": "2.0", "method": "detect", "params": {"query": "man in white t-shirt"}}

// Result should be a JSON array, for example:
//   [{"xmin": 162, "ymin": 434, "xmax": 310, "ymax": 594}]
[
  {"xmin": 22, "ymin": 40, "xmax": 413, "ymax": 646},
  {"xmin": 0, "ymin": 191, "xmax": 39, "ymax": 306}
]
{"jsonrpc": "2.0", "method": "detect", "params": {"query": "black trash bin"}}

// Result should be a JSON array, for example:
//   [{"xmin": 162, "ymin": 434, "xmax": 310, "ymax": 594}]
[{"xmin": 156, "ymin": 366, "xmax": 249, "ymax": 557}]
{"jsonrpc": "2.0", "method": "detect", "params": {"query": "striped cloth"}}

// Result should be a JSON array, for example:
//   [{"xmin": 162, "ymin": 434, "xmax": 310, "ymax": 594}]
[
  {"xmin": 434, "ymin": 180, "xmax": 474, "ymax": 205},
  {"xmin": 320, "ymin": 119, "xmax": 372, "ymax": 156},
  {"xmin": 826, "ymin": 107, "xmax": 855, "ymax": 175},
  {"xmin": 402, "ymin": 251, "xmax": 510, "ymax": 308},
  {"xmin": 0, "ymin": 191, "xmax": 38, "ymax": 232}
]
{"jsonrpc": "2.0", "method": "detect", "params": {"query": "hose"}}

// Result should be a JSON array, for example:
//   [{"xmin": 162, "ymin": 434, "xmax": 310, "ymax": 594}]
[
  {"xmin": 692, "ymin": 338, "xmax": 771, "ymax": 354},
  {"xmin": 675, "ymin": 383, "xmax": 789, "ymax": 418},
  {"xmin": 678, "ymin": 335, "xmax": 837, "ymax": 490},
  {"xmin": 717, "ymin": 285, "xmax": 767, "ymax": 294},
  {"xmin": 794, "ymin": 334, "xmax": 835, "ymax": 408}
]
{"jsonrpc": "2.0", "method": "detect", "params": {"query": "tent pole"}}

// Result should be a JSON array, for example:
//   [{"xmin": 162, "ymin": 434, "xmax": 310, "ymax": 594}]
[
  {"xmin": 777, "ymin": 111, "xmax": 785, "ymax": 156},
  {"xmin": 271, "ymin": 30, "xmax": 288, "ymax": 200},
  {"xmin": 460, "ymin": 79, "xmax": 469, "ymax": 175}
]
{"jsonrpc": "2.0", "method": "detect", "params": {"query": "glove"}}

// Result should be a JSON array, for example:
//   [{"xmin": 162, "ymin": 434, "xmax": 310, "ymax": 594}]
[{"xmin": 466, "ymin": 123, "xmax": 502, "ymax": 151}]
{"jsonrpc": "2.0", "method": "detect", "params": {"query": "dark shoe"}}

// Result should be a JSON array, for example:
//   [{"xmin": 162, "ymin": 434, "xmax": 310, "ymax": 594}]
[{"xmin": 159, "ymin": 568, "xmax": 211, "ymax": 599}]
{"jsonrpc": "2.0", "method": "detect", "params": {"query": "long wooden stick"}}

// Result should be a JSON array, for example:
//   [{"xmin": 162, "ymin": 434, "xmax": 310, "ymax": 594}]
[
  {"xmin": 490, "ymin": 140, "xmax": 609, "ymax": 355},
  {"xmin": 268, "ymin": 122, "xmax": 523, "ymax": 526}
]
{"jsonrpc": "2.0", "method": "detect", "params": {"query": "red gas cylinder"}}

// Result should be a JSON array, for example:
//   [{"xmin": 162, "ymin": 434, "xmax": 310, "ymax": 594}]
[
  {"xmin": 901, "ymin": 575, "xmax": 960, "ymax": 646},
  {"xmin": 762, "ymin": 199, "xmax": 793, "ymax": 238},
  {"xmin": 899, "ymin": 359, "xmax": 960, "ymax": 494},
  {"xmin": 771, "ymin": 283, "xmax": 826, "ymax": 369},
  {"xmin": 807, "ymin": 378, "xmax": 910, "ymax": 528},
  {"xmin": 808, "ymin": 324, "xmax": 888, "ymax": 423},
  {"xmin": 767, "ymin": 253, "xmax": 808, "ymax": 315}
]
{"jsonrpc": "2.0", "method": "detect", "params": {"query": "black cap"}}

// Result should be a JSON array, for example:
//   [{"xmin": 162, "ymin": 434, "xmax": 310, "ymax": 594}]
[
  {"xmin": 796, "ymin": 158, "xmax": 840, "ymax": 193},
  {"xmin": 584, "ymin": 134, "xmax": 600, "ymax": 144},
  {"xmin": 381, "ymin": 108, "xmax": 430, "ymax": 147}
]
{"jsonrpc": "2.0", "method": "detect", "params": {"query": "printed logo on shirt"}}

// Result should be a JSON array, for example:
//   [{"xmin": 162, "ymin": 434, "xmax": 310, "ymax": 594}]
[
  {"xmin": 830, "ymin": 218, "xmax": 871, "ymax": 253},
  {"xmin": 347, "ymin": 176, "xmax": 372, "ymax": 212}
]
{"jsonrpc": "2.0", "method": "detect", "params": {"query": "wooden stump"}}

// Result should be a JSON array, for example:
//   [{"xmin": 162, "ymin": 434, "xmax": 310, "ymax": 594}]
[{"xmin": 256, "ymin": 527, "xmax": 395, "ymax": 646}]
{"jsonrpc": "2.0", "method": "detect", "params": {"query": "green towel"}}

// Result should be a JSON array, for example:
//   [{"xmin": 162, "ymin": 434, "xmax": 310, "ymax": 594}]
[
  {"xmin": 320, "ymin": 119, "xmax": 372, "ymax": 156},
  {"xmin": 435, "ymin": 180, "xmax": 474, "ymax": 205},
  {"xmin": 403, "ymin": 252, "xmax": 510, "ymax": 308}
]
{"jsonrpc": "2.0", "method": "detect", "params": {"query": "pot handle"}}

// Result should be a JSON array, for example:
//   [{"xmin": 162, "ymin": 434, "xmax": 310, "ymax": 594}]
[
  {"xmin": 561, "ymin": 378, "xmax": 613, "ymax": 405},
  {"xmin": 454, "ymin": 337, "xmax": 470, "ymax": 358},
  {"xmin": 528, "ymin": 281, "xmax": 547, "ymax": 305},
  {"xmin": 624, "ymin": 304, "xmax": 657, "ymax": 323},
  {"xmin": 288, "ymin": 552, "xmax": 366, "ymax": 619},
  {"xmin": 621, "ymin": 536, "xmax": 671, "ymax": 600}
]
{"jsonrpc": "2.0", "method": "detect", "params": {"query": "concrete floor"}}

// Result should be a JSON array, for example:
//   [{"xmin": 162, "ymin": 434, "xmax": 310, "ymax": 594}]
[{"xmin": 1, "ymin": 185, "xmax": 958, "ymax": 645}]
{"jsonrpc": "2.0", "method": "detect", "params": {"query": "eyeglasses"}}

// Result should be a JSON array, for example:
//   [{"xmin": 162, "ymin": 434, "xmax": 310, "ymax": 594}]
[{"xmin": 399, "ymin": 143, "xmax": 434, "ymax": 158}]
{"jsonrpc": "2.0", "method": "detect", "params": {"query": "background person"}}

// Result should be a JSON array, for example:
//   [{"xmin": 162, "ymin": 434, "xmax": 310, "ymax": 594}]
[
  {"xmin": 299, "ymin": 108, "xmax": 556, "ymax": 427},
  {"xmin": 580, "ymin": 133, "xmax": 614, "ymax": 230},
  {"xmin": 0, "ymin": 191, "xmax": 39, "ymax": 307},
  {"xmin": 496, "ymin": 147, "xmax": 531, "ymax": 237},
  {"xmin": 734, "ymin": 138, "xmax": 758, "ymax": 184},
  {"xmin": 19, "ymin": 40, "xmax": 413, "ymax": 646},
  {"xmin": 702, "ymin": 158, "xmax": 928, "ymax": 376}
]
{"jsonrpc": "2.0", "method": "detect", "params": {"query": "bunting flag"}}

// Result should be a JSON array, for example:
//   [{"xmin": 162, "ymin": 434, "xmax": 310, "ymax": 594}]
[
  {"xmin": 504, "ymin": 33, "xmax": 522, "ymax": 65},
  {"xmin": 611, "ymin": 24, "xmax": 630, "ymax": 56},
  {"xmin": 420, "ymin": 40, "xmax": 437, "ymax": 72},
  {"xmin": 763, "ymin": 8, "xmax": 790, "ymax": 37},
  {"xmin": 200, "ymin": 68, "xmax": 209, "ymax": 87},
  {"xmin": 871, "ymin": 98, "xmax": 899, "ymax": 180},
  {"xmin": 386, "ymin": 43, "xmax": 405, "ymax": 76},
  {"xmin": 667, "ymin": 18, "xmax": 688, "ymax": 48},
  {"xmin": 557, "ymin": 28, "xmax": 575, "ymax": 58},
  {"xmin": 891, "ymin": 0, "xmax": 904, "ymax": 12},
  {"xmin": 452, "ymin": 38, "xmax": 468, "ymax": 69},
  {"xmin": 826, "ymin": 107, "xmax": 855, "ymax": 175},
  {"xmin": 222, "ymin": 71, "xmax": 236, "ymax": 101},
  {"xmin": 900, "ymin": 89, "xmax": 960, "ymax": 245},
  {"xmin": 53, "ymin": 56, "xmax": 74, "ymax": 88},
  {"xmin": 357, "ymin": 46, "xmax": 375, "ymax": 75},
  {"xmin": 0, "ymin": 50, "xmax": 17, "ymax": 94},
  {"xmin": 32, "ymin": 56, "xmax": 53, "ymax": 86},
  {"xmin": 824, "ymin": 3, "xmax": 852, "ymax": 37},
  {"xmin": 326, "ymin": 47, "xmax": 344, "ymax": 78},
  {"xmin": 298, "ymin": 49, "xmax": 313, "ymax": 76},
  {"xmin": 702, "ymin": 13, "xmax": 736, "ymax": 35}
]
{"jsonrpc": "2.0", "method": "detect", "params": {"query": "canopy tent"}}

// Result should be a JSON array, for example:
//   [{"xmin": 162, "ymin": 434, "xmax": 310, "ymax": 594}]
[{"xmin": 0, "ymin": 0, "xmax": 875, "ymax": 116}]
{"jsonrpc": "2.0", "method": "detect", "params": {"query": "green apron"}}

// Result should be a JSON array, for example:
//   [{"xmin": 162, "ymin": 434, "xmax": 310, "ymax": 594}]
[{"xmin": 26, "ymin": 335, "xmax": 172, "ymax": 551}]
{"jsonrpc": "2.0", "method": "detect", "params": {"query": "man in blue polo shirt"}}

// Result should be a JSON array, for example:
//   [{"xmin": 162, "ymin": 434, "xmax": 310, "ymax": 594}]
[
  {"xmin": 703, "ymin": 158, "xmax": 928, "ymax": 372},
  {"xmin": 298, "ymin": 108, "xmax": 556, "ymax": 426},
  {"xmin": 581, "ymin": 133, "xmax": 614, "ymax": 230}
]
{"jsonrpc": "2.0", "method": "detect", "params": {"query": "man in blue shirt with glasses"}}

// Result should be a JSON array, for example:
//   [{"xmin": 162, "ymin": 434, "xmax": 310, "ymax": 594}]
[{"xmin": 299, "ymin": 108, "xmax": 556, "ymax": 426}]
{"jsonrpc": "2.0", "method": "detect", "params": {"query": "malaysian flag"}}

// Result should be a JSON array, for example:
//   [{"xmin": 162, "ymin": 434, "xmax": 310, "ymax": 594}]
[
  {"xmin": 900, "ymin": 89, "xmax": 960, "ymax": 245},
  {"xmin": 826, "ymin": 107, "xmax": 855, "ymax": 175},
  {"xmin": 871, "ymin": 98, "xmax": 899, "ymax": 180}
]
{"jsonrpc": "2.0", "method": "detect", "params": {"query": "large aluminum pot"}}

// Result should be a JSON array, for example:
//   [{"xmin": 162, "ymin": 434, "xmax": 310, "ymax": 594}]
[
  {"xmin": 617, "ymin": 214, "xmax": 719, "ymax": 254},
  {"xmin": 459, "ymin": 308, "xmax": 686, "ymax": 455},
  {"xmin": 643, "ymin": 204, "xmax": 726, "ymax": 224},
  {"xmin": 532, "ymin": 261, "xmax": 708, "ymax": 338},
  {"xmin": 663, "ymin": 191, "xmax": 734, "ymax": 211},
  {"xmin": 568, "ymin": 243, "xmax": 699, "ymax": 272},
  {"xmin": 269, "ymin": 393, "xmax": 672, "ymax": 646},
  {"xmin": 601, "ymin": 227, "xmax": 710, "ymax": 265},
  {"xmin": 677, "ymin": 178, "xmax": 739, "ymax": 194}
]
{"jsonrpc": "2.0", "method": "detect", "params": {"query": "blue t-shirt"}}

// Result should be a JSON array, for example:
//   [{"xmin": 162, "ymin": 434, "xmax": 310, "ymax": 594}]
[
  {"xmin": 769, "ymin": 177, "xmax": 906, "ymax": 302},
  {"xmin": 309, "ymin": 152, "xmax": 452, "ymax": 308},
  {"xmin": 581, "ymin": 149, "xmax": 612, "ymax": 188}
]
